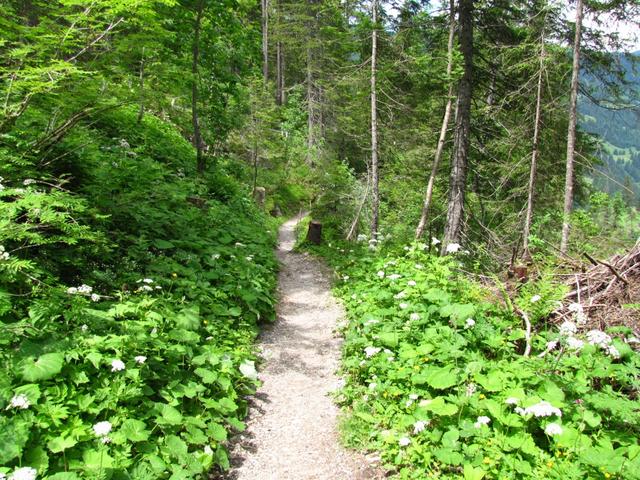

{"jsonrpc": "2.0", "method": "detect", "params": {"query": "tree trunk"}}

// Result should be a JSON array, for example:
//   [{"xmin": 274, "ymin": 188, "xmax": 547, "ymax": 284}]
[
  {"xmin": 415, "ymin": 0, "xmax": 456, "ymax": 239},
  {"xmin": 523, "ymin": 27, "xmax": 546, "ymax": 255},
  {"xmin": 370, "ymin": 0, "xmax": 379, "ymax": 238},
  {"xmin": 306, "ymin": 44, "xmax": 315, "ymax": 164},
  {"xmin": 276, "ymin": 40, "xmax": 284, "ymax": 104},
  {"xmin": 192, "ymin": 1, "xmax": 205, "ymax": 175},
  {"xmin": 560, "ymin": 0, "xmax": 583, "ymax": 254},
  {"xmin": 442, "ymin": 0, "xmax": 473, "ymax": 252},
  {"xmin": 307, "ymin": 220, "xmax": 322, "ymax": 244},
  {"xmin": 262, "ymin": 0, "xmax": 269, "ymax": 83}
]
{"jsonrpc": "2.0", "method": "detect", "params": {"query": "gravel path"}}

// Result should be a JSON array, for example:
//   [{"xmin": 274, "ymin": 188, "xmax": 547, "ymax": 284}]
[{"xmin": 225, "ymin": 215, "xmax": 382, "ymax": 480}]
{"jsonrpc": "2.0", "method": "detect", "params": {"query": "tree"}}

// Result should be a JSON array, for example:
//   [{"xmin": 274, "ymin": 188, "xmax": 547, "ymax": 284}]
[
  {"xmin": 370, "ymin": 0, "xmax": 380, "ymax": 237},
  {"xmin": 415, "ymin": 0, "xmax": 456, "ymax": 239},
  {"xmin": 560, "ymin": 0, "xmax": 584, "ymax": 254},
  {"xmin": 442, "ymin": 0, "xmax": 473, "ymax": 251}
]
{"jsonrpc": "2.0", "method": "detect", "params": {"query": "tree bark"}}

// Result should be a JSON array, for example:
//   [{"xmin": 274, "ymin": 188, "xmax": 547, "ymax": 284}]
[
  {"xmin": 442, "ymin": 0, "xmax": 473, "ymax": 252},
  {"xmin": 276, "ymin": 40, "xmax": 284, "ymax": 104},
  {"xmin": 306, "ymin": 43, "xmax": 315, "ymax": 164},
  {"xmin": 192, "ymin": 1, "xmax": 205, "ymax": 175},
  {"xmin": 370, "ymin": 0, "xmax": 379, "ymax": 238},
  {"xmin": 262, "ymin": 0, "xmax": 269, "ymax": 83},
  {"xmin": 415, "ymin": 0, "xmax": 456, "ymax": 239},
  {"xmin": 523, "ymin": 26, "xmax": 546, "ymax": 255},
  {"xmin": 560, "ymin": 0, "xmax": 583, "ymax": 254}
]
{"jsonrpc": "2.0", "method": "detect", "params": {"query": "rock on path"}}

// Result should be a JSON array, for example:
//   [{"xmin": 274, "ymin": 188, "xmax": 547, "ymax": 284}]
[{"xmin": 224, "ymin": 215, "xmax": 382, "ymax": 480}]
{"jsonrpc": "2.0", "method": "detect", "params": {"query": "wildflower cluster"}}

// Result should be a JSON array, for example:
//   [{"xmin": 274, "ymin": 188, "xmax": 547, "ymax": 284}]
[{"xmin": 0, "ymin": 245, "xmax": 9, "ymax": 261}]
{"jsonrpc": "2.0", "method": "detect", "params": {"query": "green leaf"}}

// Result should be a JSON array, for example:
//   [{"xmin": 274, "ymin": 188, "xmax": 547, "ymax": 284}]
[
  {"xmin": 175, "ymin": 306, "xmax": 200, "ymax": 330},
  {"xmin": 47, "ymin": 436, "xmax": 77, "ymax": 453},
  {"xmin": 120, "ymin": 419, "xmax": 150, "ymax": 442},
  {"xmin": 153, "ymin": 239, "xmax": 175, "ymax": 249},
  {"xmin": 46, "ymin": 473, "xmax": 81, "ymax": 479},
  {"xmin": 156, "ymin": 403, "xmax": 183, "ymax": 425},
  {"xmin": 417, "ymin": 397, "xmax": 458, "ymax": 416},
  {"xmin": 415, "ymin": 366, "xmax": 458, "ymax": 390},
  {"xmin": 208, "ymin": 422, "xmax": 228, "ymax": 442},
  {"xmin": 164, "ymin": 435, "xmax": 188, "ymax": 459},
  {"xmin": 20, "ymin": 352, "xmax": 64, "ymax": 381},
  {"xmin": 464, "ymin": 464, "xmax": 486, "ymax": 480},
  {"xmin": 194, "ymin": 368, "xmax": 218, "ymax": 384},
  {"xmin": 239, "ymin": 360, "xmax": 258, "ymax": 381},
  {"xmin": 378, "ymin": 332, "xmax": 399, "ymax": 348},
  {"xmin": 82, "ymin": 448, "xmax": 114, "ymax": 470},
  {"xmin": 0, "ymin": 416, "xmax": 30, "ymax": 463}
]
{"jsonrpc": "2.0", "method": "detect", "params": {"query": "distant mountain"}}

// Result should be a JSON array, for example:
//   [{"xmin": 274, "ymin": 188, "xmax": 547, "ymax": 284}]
[{"xmin": 578, "ymin": 52, "xmax": 640, "ymax": 204}]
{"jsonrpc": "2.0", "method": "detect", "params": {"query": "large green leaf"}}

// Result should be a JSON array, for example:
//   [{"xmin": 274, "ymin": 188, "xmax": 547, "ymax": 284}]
[
  {"xmin": 0, "ymin": 417, "xmax": 30, "ymax": 463},
  {"xmin": 47, "ymin": 436, "xmax": 77, "ymax": 453},
  {"xmin": 413, "ymin": 366, "xmax": 459, "ymax": 390},
  {"xmin": 155, "ymin": 403, "xmax": 183, "ymax": 425},
  {"xmin": 120, "ymin": 419, "xmax": 150, "ymax": 442},
  {"xmin": 20, "ymin": 352, "xmax": 64, "ymax": 381},
  {"xmin": 175, "ymin": 306, "xmax": 200, "ymax": 330}
]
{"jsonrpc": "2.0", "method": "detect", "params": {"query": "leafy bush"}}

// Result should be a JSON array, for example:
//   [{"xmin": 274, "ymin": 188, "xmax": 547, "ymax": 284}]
[
  {"xmin": 314, "ymin": 241, "xmax": 640, "ymax": 479},
  {"xmin": 0, "ymin": 108, "xmax": 279, "ymax": 479}
]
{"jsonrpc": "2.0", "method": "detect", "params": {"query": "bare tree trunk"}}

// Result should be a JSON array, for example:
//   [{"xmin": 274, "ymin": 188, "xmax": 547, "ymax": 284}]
[
  {"xmin": 560, "ymin": 0, "xmax": 583, "ymax": 254},
  {"xmin": 137, "ymin": 47, "xmax": 145, "ymax": 123},
  {"xmin": 306, "ymin": 44, "xmax": 315, "ymax": 163},
  {"xmin": 442, "ymin": 0, "xmax": 473, "ymax": 251},
  {"xmin": 276, "ymin": 41, "xmax": 283, "ymax": 104},
  {"xmin": 370, "ymin": 0, "xmax": 379, "ymax": 238},
  {"xmin": 415, "ymin": 0, "xmax": 456, "ymax": 239},
  {"xmin": 192, "ymin": 1, "xmax": 205, "ymax": 175},
  {"xmin": 522, "ymin": 27, "xmax": 546, "ymax": 255},
  {"xmin": 346, "ymin": 167, "xmax": 371, "ymax": 241},
  {"xmin": 262, "ymin": 0, "xmax": 269, "ymax": 83}
]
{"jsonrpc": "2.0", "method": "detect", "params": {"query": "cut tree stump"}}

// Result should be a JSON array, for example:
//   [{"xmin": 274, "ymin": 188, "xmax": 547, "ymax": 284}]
[
  {"xmin": 253, "ymin": 187, "xmax": 266, "ymax": 208},
  {"xmin": 306, "ymin": 220, "xmax": 322, "ymax": 245}
]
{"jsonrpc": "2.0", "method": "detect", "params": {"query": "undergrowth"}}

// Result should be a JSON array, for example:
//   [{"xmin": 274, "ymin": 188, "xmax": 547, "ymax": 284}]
[
  {"xmin": 311, "ymin": 239, "xmax": 640, "ymax": 480},
  {"xmin": 0, "ymin": 106, "xmax": 279, "ymax": 479}
]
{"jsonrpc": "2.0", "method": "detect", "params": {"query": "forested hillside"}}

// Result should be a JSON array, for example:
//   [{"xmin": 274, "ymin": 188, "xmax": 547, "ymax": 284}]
[{"xmin": 1, "ymin": 0, "xmax": 640, "ymax": 479}]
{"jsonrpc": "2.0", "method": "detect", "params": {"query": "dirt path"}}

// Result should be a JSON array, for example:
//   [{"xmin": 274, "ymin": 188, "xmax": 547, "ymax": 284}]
[{"xmin": 225, "ymin": 215, "xmax": 381, "ymax": 480}]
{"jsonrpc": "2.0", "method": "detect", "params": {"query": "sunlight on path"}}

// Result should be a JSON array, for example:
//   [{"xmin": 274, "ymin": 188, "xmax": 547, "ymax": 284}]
[{"xmin": 225, "ymin": 215, "xmax": 381, "ymax": 480}]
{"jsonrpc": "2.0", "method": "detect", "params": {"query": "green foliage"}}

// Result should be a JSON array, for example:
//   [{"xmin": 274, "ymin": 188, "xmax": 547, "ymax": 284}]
[
  {"xmin": 0, "ymin": 104, "xmax": 279, "ymax": 478},
  {"xmin": 313, "ymin": 241, "xmax": 640, "ymax": 479}
]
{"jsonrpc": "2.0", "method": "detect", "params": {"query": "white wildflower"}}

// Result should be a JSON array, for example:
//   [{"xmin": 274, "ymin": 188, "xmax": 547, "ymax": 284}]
[
  {"xmin": 415, "ymin": 263, "xmax": 424, "ymax": 269},
  {"xmin": 365, "ymin": 319, "xmax": 379, "ymax": 326},
  {"xmin": 505, "ymin": 397, "xmax": 519, "ymax": 405},
  {"xmin": 431, "ymin": 237, "xmax": 441, "ymax": 245},
  {"xmin": 404, "ymin": 246, "xmax": 410, "ymax": 251},
  {"xmin": 398, "ymin": 436, "xmax": 411, "ymax": 447},
  {"xmin": 111, "ymin": 359, "xmax": 125, "ymax": 372},
  {"xmin": 142, "ymin": 278, "xmax": 153, "ymax": 284},
  {"xmin": 67, "ymin": 287, "xmax": 78, "ymax": 295},
  {"xmin": 0, "ymin": 245, "xmax": 9, "ymax": 261},
  {"xmin": 413, "ymin": 420, "xmax": 427, "ymax": 434},
  {"xmin": 559, "ymin": 321, "xmax": 577, "ymax": 337},
  {"xmin": 204, "ymin": 445, "xmax": 214, "ymax": 455},
  {"xmin": 394, "ymin": 291, "xmax": 406, "ymax": 299},
  {"xmin": 465, "ymin": 318, "xmax": 476, "ymax": 328},
  {"xmin": 140, "ymin": 285, "xmax": 153, "ymax": 292},
  {"xmin": 8, "ymin": 394, "xmax": 30, "ymax": 410},
  {"xmin": 409, "ymin": 393, "xmax": 419, "ymax": 400},
  {"xmin": 465, "ymin": 383, "xmax": 476, "ymax": 397},
  {"xmin": 211, "ymin": 253, "xmax": 221, "ymax": 260},
  {"xmin": 407, "ymin": 280, "xmax": 417, "ymax": 287},
  {"xmin": 514, "ymin": 407, "xmax": 526, "ymax": 415},
  {"xmin": 530, "ymin": 295, "xmax": 541, "ymax": 303},
  {"xmin": 368, "ymin": 382, "xmax": 377, "ymax": 390},
  {"xmin": 606, "ymin": 345, "xmax": 620, "ymax": 359},
  {"xmin": 90, "ymin": 293, "xmax": 100, "ymax": 302},
  {"xmin": 586, "ymin": 330, "xmax": 612, "ymax": 348},
  {"xmin": 474, "ymin": 416, "xmax": 491, "ymax": 428},
  {"xmin": 151, "ymin": 328, "xmax": 157, "ymax": 335},
  {"xmin": 546, "ymin": 340, "xmax": 558, "ymax": 350},
  {"xmin": 93, "ymin": 421, "xmax": 112, "ymax": 437},
  {"xmin": 388, "ymin": 274, "xmax": 401, "ymax": 280},
  {"xmin": 101, "ymin": 436, "xmax": 111, "ymax": 444},
  {"xmin": 568, "ymin": 303, "xmax": 582, "ymax": 313},
  {"xmin": 399, "ymin": 303, "xmax": 409, "ymax": 310},
  {"xmin": 77, "ymin": 284, "xmax": 92, "ymax": 294},
  {"xmin": 364, "ymin": 346, "xmax": 381, "ymax": 358},
  {"xmin": 81, "ymin": 324, "xmax": 88, "ymax": 332},
  {"xmin": 445, "ymin": 243, "xmax": 461, "ymax": 254},
  {"xmin": 377, "ymin": 270, "xmax": 385, "ymax": 278},
  {"xmin": 520, "ymin": 401, "xmax": 562, "ymax": 418},
  {"xmin": 544, "ymin": 423, "xmax": 563, "ymax": 436},
  {"xmin": 357, "ymin": 234, "xmax": 367, "ymax": 242},
  {"xmin": 134, "ymin": 356, "xmax": 147, "ymax": 364},
  {"xmin": 351, "ymin": 294, "xmax": 357, "ymax": 299},
  {"xmin": 235, "ymin": 242, "xmax": 245, "ymax": 247},
  {"xmin": 8, "ymin": 467, "xmax": 37, "ymax": 480},
  {"xmin": 342, "ymin": 275, "xmax": 349, "ymax": 281},
  {"xmin": 410, "ymin": 313, "xmax": 420, "ymax": 321},
  {"xmin": 566, "ymin": 336, "xmax": 585, "ymax": 351},
  {"xmin": 23, "ymin": 179, "xmax": 36, "ymax": 186}
]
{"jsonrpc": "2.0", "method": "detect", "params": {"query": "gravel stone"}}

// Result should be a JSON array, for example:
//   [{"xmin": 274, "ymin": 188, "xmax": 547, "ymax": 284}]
[{"xmin": 224, "ymin": 216, "xmax": 384, "ymax": 480}]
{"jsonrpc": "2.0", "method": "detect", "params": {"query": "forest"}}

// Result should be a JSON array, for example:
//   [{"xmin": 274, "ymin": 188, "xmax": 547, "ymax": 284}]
[{"xmin": 1, "ymin": 0, "xmax": 640, "ymax": 479}]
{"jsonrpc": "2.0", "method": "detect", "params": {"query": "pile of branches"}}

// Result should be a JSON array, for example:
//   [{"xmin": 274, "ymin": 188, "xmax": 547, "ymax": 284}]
[{"xmin": 554, "ymin": 241, "xmax": 640, "ymax": 332}]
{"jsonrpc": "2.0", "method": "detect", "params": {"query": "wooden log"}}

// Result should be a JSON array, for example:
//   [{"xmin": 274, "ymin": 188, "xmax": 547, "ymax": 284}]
[
  {"xmin": 253, "ymin": 186, "xmax": 266, "ymax": 208},
  {"xmin": 306, "ymin": 220, "xmax": 322, "ymax": 245}
]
